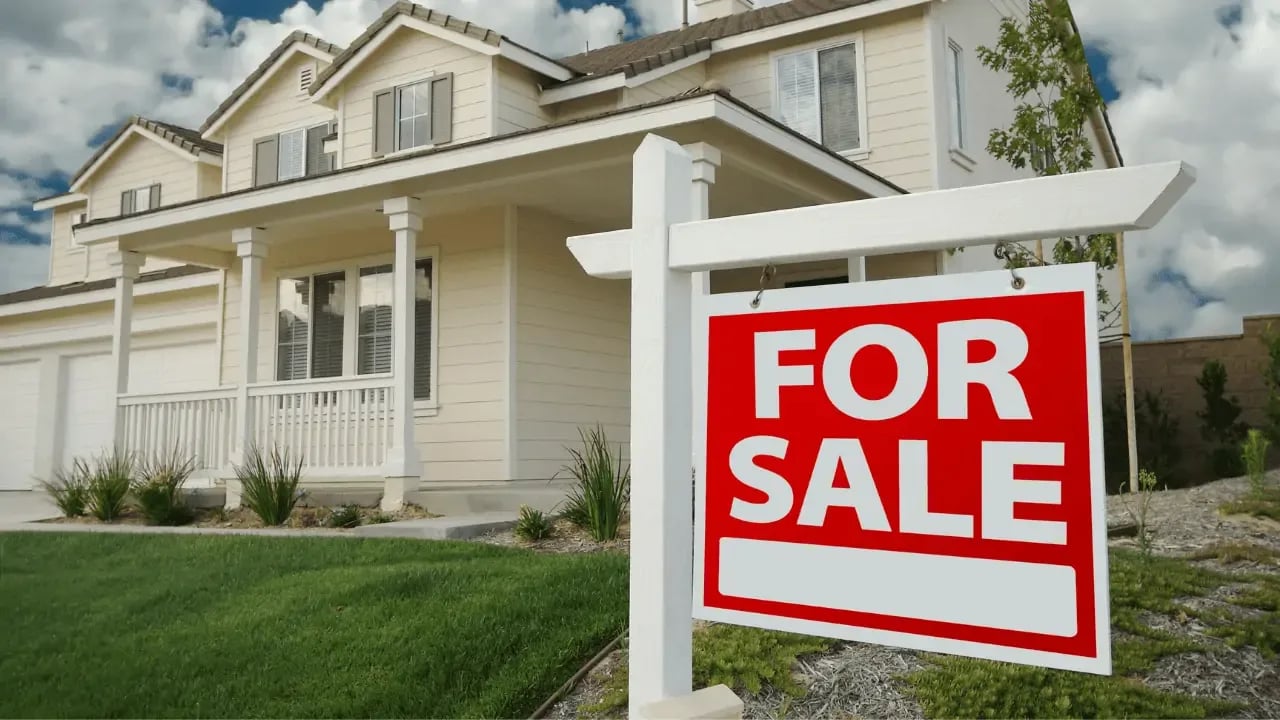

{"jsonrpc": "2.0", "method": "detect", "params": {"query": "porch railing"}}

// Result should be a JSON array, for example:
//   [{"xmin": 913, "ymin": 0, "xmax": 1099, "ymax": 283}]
[
  {"xmin": 117, "ymin": 388, "xmax": 237, "ymax": 471},
  {"xmin": 246, "ymin": 375, "xmax": 395, "ymax": 475}
]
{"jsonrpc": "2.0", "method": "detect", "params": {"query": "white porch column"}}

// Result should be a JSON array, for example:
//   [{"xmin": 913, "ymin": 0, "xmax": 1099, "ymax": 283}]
[
  {"xmin": 228, "ymin": 228, "xmax": 267, "ymax": 508},
  {"xmin": 106, "ymin": 250, "xmax": 143, "ymax": 449},
  {"xmin": 381, "ymin": 196, "xmax": 423, "ymax": 510},
  {"xmin": 684, "ymin": 143, "xmax": 721, "ymax": 296}
]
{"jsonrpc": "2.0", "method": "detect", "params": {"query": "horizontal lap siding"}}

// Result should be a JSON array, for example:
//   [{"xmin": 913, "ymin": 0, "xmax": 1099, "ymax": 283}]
[
  {"xmin": 514, "ymin": 208, "xmax": 630, "ymax": 481},
  {"xmin": 496, "ymin": 59, "xmax": 552, "ymax": 134},
  {"xmin": 219, "ymin": 208, "xmax": 508, "ymax": 483},
  {"xmin": 47, "ymin": 208, "xmax": 86, "ymax": 286},
  {"xmin": 552, "ymin": 92, "xmax": 622, "ymax": 122},
  {"xmin": 0, "ymin": 288, "xmax": 218, "ymax": 349},
  {"xmin": 708, "ymin": 9, "xmax": 934, "ymax": 192},
  {"xmin": 222, "ymin": 53, "xmax": 336, "ymax": 193},
  {"xmin": 341, "ymin": 28, "xmax": 492, "ymax": 167}
]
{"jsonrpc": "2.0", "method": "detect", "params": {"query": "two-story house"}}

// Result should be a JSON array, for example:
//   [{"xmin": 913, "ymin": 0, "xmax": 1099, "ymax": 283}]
[{"xmin": 0, "ymin": 0, "xmax": 1120, "ymax": 511}]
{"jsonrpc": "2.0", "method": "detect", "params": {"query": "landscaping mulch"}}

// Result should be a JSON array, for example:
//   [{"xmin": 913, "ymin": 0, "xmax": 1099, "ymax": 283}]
[
  {"xmin": 476, "ymin": 516, "xmax": 630, "ymax": 554},
  {"xmin": 43, "ymin": 502, "xmax": 437, "ymax": 531},
  {"xmin": 530, "ymin": 472, "xmax": 1280, "ymax": 719}
]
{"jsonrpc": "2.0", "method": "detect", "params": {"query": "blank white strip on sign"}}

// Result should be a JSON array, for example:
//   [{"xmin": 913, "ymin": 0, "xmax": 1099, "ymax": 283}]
[{"xmin": 718, "ymin": 538, "xmax": 1078, "ymax": 637}]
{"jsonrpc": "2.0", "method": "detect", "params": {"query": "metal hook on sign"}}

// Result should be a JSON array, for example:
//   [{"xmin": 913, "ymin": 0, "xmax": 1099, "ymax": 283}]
[
  {"xmin": 994, "ymin": 241, "xmax": 1027, "ymax": 290},
  {"xmin": 750, "ymin": 263, "xmax": 776, "ymax": 309}
]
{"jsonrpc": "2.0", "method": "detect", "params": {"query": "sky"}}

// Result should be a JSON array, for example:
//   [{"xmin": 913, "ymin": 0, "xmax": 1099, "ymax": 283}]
[{"xmin": 0, "ymin": 0, "xmax": 1274, "ymax": 341}]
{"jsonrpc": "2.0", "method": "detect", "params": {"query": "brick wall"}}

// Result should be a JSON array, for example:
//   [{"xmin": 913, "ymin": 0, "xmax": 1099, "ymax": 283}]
[{"xmin": 1099, "ymin": 313, "xmax": 1279, "ymax": 482}]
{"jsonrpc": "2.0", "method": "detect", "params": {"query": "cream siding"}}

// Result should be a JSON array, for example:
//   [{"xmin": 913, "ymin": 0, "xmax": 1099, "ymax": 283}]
[
  {"xmin": 708, "ymin": 8, "xmax": 934, "ymax": 191},
  {"xmin": 620, "ymin": 62, "xmax": 708, "ymax": 106},
  {"xmin": 0, "ymin": 288, "xmax": 217, "ymax": 352},
  {"xmin": 221, "ymin": 52, "xmax": 336, "ymax": 193},
  {"xmin": 46, "ymin": 206, "xmax": 88, "ymax": 286},
  {"xmin": 552, "ymin": 91, "xmax": 623, "ymax": 122},
  {"xmin": 339, "ymin": 28, "xmax": 492, "ymax": 167},
  {"xmin": 218, "ymin": 207, "xmax": 508, "ymax": 483},
  {"xmin": 513, "ymin": 207, "xmax": 629, "ymax": 481},
  {"xmin": 495, "ymin": 59, "xmax": 553, "ymax": 134},
  {"xmin": 197, "ymin": 163, "xmax": 223, "ymax": 198}
]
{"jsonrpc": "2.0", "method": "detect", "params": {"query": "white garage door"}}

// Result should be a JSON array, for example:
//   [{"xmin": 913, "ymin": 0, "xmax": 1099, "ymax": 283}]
[
  {"xmin": 0, "ymin": 361, "xmax": 41, "ymax": 490},
  {"xmin": 60, "ymin": 342, "xmax": 218, "ymax": 469}
]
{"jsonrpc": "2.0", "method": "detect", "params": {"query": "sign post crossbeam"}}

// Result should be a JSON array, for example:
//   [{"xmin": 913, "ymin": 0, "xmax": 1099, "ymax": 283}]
[
  {"xmin": 568, "ymin": 158, "xmax": 1195, "ymax": 279},
  {"xmin": 570, "ymin": 134, "xmax": 1195, "ymax": 716}
]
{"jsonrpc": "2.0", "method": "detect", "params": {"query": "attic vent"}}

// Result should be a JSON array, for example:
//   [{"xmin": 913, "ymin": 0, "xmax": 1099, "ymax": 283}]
[{"xmin": 299, "ymin": 64, "xmax": 315, "ymax": 92}]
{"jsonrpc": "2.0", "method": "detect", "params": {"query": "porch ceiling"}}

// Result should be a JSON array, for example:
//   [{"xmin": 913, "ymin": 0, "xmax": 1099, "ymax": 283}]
[{"xmin": 122, "ymin": 113, "xmax": 884, "ymax": 261}]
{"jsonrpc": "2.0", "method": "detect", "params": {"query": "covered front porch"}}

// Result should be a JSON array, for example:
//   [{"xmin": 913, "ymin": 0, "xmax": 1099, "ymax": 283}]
[{"xmin": 83, "ymin": 93, "xmax": 906, "ymax": 510}]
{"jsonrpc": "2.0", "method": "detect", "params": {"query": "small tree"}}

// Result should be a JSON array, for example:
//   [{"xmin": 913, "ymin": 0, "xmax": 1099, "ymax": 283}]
[
  {"xmin": 1262, "ymin": 323, "xmax": 1280, "ymax": 446},
  {"xmin": 977, "ymin": 0, "xmax": 1119, "ymax": 330},
  {"xmin": 1196, "ymin": 359, "xmax": 1247, "ymax": 478}
]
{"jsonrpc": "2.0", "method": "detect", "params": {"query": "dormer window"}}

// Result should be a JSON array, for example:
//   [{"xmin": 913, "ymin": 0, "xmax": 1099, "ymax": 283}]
[
  {"xmin": 371, "ymin": 73, "xmax": 453, "ymax": 157},
  {"xmin": 120, "ymin": 184, "xmax": 160, "ymax": 216},
  {"xmin": 253, "ymin": 121, "xmax": 337, "ymax": 187}
]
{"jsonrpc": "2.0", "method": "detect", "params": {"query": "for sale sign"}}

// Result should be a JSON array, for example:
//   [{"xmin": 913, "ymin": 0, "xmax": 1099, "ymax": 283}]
[{"xmin": 692, "ymin": 263, "xmax": 1110, "ymax": 675}]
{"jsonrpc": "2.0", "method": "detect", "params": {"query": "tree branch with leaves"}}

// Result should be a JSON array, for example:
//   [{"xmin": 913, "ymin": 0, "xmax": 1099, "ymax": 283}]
[{"xmin": 977, "ymin": 0, "xmax": 1119, "ymax": 330}]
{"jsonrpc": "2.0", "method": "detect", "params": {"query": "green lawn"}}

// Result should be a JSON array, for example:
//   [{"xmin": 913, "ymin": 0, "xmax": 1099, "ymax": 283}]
[{"xmin": 0, "ymin": 532, "xmax": 628, "ymax": 719}]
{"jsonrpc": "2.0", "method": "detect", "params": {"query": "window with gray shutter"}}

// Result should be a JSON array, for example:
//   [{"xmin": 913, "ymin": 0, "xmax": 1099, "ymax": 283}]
[
  {"xmin": 148, "ymin": 183, "xmax": 161, "ymax": 209},
  {"xmin": 305, "ymin": 123, "xmax": 329, "ymax": 176},
  {"xmin": 373, "ymin": 89, "xmax": 394, "ymax": 157},
  {"xmin": 253, "ymin": 136, "xmax": 279, "ymax": 187},
  {"xmin": 429, "ymin": 73, "xmax": 452, "ymax": 145},
  {"xmin": 120, "ymin": 190, "xmax": 134, "ymax": 216}
]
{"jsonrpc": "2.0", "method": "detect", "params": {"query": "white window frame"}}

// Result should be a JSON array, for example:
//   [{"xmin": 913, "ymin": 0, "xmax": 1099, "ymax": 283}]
[
  {"xmin": 393, "ymin": 78, "xmax": 433, "ymax": 154},
  {"xmin": 272, "ymin": 247, "xmax": 441, "ymax": 414},
  {"xmin": 125, "ymin": 186, "xmax": 154, "ymax": 214},
  {"xmin": 770, "ymin": 34, "xmax": 870, "ymax": 159},
  {"xmin": 276, "ymin": 127, "xmax": 307, "ymax": 182},
  {"xmin": 947, "ymin": 38, "xmax": 967, "ymax": 152}
]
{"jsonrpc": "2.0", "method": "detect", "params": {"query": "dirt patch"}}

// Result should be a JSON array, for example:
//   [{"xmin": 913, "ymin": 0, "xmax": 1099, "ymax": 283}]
[
  {"xmin": 43, "ymin": 503, "xmax": 437, "ymax": 531},
  {"xmin": 474, "ymin": 517, "xmax": 630, "ymax": 554}
]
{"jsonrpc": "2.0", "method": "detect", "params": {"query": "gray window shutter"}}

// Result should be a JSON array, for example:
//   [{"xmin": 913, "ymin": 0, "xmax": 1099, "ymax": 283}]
[
  {"xmin": 305, "ymin": 124, "xmax": 327, "ymax": 176},
  {"xmin": 253, "ymin": 135, "xmax": 279, "ymax": 187},
  {"xmin": 373, "ymin": 89, "xmax": 394, "ymax": 157},
  {"xmin": 148, "ymin": 184, "xmax": 161, "ymax": 209},
  {"xmin": 120, "ymin": 190, "xmax": 134, "ymax": 216},
  {"xmin": 430, "ymin": 73, "xmax": 453, "ymax": 145}
]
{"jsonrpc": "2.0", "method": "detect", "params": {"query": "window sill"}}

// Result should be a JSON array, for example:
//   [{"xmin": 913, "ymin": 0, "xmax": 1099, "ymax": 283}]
[
  {"xmin": 414, "ymin": 401, "xmax": 439, "ymax": 419},
  {"xmin": 839, "ymin": 148, "xmax": 871, "ymax": 162},
  {"xmin": 381, "ymin": 144, "xmax": 436, "ymax": 161},
  {"xmin": 949, "ymin": 147, "xmax": 977, "ymax": 171}
]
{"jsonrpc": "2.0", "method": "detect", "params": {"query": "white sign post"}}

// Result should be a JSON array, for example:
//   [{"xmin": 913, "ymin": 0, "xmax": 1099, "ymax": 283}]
[{"xmin": 568, "ymin": 134, "xmax": 1194, "ymax": 716}]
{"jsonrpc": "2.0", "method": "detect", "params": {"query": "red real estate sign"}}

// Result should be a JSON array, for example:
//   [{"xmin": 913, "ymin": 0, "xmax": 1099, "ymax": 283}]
[{"xmin": 692, "ymin": 264, "xmax": 1111, "ymax": 675}]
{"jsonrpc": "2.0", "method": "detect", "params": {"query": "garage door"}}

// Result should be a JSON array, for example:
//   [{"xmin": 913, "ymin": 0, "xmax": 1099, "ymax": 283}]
[
  {"xmin": 0, "ymin": 361, "xmax": 41, "ymax": 490},
  {"xmin": 60, "ymin": 343, "xmax": 218, "ymax": 469}
]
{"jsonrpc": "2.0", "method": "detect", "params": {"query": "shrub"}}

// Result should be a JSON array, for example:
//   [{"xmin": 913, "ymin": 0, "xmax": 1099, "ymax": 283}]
[
  {"xmin": 41, "ymin": 458, "xmax": 91, "ymax": 518},
  {"xmin": 86, "ymin": 451, "xmax": 135, "ymax": 521},
  {"xmin": 234, "ymin": 446, "xmax": 303, "ymax": 526},
  {"xmin": 514, "ymin": 505, "xmax": 554, "ymax": 542},
  {"xmin": 132, "ymin": 451, "xmax": 195, "ymax": 526},
  {"xmin": 325, "ymin": 504, "xmax": 362, "ymax": 529},
  {"xmin": 1242, "ymin": 428, "xmax": 1271, "ymax": 497},
  {"xmin": 1103, "ymin": 390, "xmax": 1182, "ymax": 492},
  {"xmin": 557, "ymin": 425, "xmax": 629, "ymax": 542},
  {"xmin": 1196, "ymin": 359, "xmax": 1247, "ymax": 477}
]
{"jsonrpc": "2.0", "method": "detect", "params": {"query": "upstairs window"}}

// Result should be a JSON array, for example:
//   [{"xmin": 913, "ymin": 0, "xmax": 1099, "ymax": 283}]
[
  {"xmin": 775, "ymin": 41, "xmax": 866, "ymax": 154},
  {"xmin": 372, "ymin": 73, "xmax": 453, "ymax": 157},
  {"xmin": 120, "ymin": 184, "xmax": 160, "ymax": 216},
  {"xmin": 253, "ymin": 121, "xmax": 336, "ymax": 187}
]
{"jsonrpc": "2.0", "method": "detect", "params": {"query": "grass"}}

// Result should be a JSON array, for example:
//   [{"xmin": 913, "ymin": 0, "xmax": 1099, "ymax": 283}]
[
  {"xmin": 1190, "ymin": 541, "xmax": 1278, "ymax": 564},
  {"xmin": 0, "ymin": 532, "xmax": 628, "ymax": 719},
  {"xmin": 1220, "ymin": 485, "xmax": 1280, "ymax": 521}
]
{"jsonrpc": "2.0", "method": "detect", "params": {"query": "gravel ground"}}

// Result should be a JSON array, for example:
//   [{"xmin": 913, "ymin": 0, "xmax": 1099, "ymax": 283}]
[{"xmin": 524, "ymin": 472, "xmax": 1280, "ymax": 719}]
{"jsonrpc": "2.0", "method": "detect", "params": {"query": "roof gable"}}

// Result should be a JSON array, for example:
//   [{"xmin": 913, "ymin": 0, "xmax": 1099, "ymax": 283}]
[
  {"xmin": 69, "ymin": 117, "xmax": 222, "ymax": 192},
  {"xmin": 308, "ymin": 1, "xmax": 574, "ymax": 101},
  {"xmin": 199, "ymin": 30, "xmax": 342, "ymax": 136}
]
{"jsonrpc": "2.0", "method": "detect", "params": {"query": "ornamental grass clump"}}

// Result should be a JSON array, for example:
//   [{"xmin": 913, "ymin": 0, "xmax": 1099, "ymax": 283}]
[
  {"xmin": 132, "ymin": 450, "xmax": 196, "ymax": 526},
  {"xmin": 86, "ymin": 451, "xmax": 135, "ymax": 522},
  {"xmin": 558, "ymin": 425, "xmax": 629, "ymax": 542},
  {"xmin": 235, "ymin": 446, "xmax": 304, "ymax": 526},
  {"xmin": 41, "ymin": 458, "xmax": 92, "ymax": 518}
]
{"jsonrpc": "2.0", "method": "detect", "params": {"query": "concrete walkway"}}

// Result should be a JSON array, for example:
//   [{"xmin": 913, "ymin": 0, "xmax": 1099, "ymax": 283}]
[{"xmin": 0, "ymin": 492, "xmax": 60, "ymax": 524}]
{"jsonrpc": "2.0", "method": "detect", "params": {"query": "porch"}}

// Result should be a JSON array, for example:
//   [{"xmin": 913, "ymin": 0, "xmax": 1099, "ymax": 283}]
[{"xmin": 89, "ymin": 95, "xmax": 913, "ymax": 510}]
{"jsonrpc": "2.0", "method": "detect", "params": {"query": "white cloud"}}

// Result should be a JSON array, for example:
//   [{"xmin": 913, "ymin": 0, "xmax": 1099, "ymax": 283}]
[
  {"xmin": 0, "ymin": 242, "xmax": 51, "ymax": 293},
  {"xmin": 1073, "ymin": 0, "xmax": 1280, "ymax": 339}
]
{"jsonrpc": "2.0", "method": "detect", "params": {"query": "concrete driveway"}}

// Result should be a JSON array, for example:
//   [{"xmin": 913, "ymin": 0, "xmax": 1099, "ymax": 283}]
[{"xmin": 0, "ymin": 492, "xmax": 59, "ymax": 525}]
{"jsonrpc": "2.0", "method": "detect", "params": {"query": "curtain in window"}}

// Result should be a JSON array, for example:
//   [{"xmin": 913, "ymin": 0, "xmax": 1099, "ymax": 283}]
[
  {"xmin": 818, "ymin": 44, "xmax": 861, "ymax": 152},
  {"xmin": 357, "ymin": 265, "xmax": 394, "ymax": 375},
  {"xmin": 414, "ymin": 258, "xmax": 433, "ymax": 400},
  {"xmin": 277, "ymin": 278, "xmax": 310, "ymax": 381},
  {"xmin": 776, "ymin": 51, "xmax": 820, "ymax": 143},
  {"xmin": 310, "ymin": 271, "xmax": 345, "ymax": 379}
]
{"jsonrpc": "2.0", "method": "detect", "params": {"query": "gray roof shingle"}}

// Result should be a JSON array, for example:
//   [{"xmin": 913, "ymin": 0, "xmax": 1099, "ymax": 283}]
[{"xmin": 68, "ymin": 116, "xmax": 223, "ymax": 188}]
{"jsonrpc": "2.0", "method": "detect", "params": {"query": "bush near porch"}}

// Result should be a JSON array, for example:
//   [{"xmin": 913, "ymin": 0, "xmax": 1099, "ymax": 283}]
[{"xmin": 0, "ymin": 533, "xmax": 627, "ymax": 718}]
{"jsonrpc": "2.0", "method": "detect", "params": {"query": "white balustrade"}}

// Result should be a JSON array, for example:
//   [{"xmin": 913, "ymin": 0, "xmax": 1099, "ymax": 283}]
[
  {"xmin": 117, "ymin": 388, "xmax": 237, "ymax": 471},
  {"xmin": 246, "ymin": 375, "xmax": 394, "ymax": 474}
]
